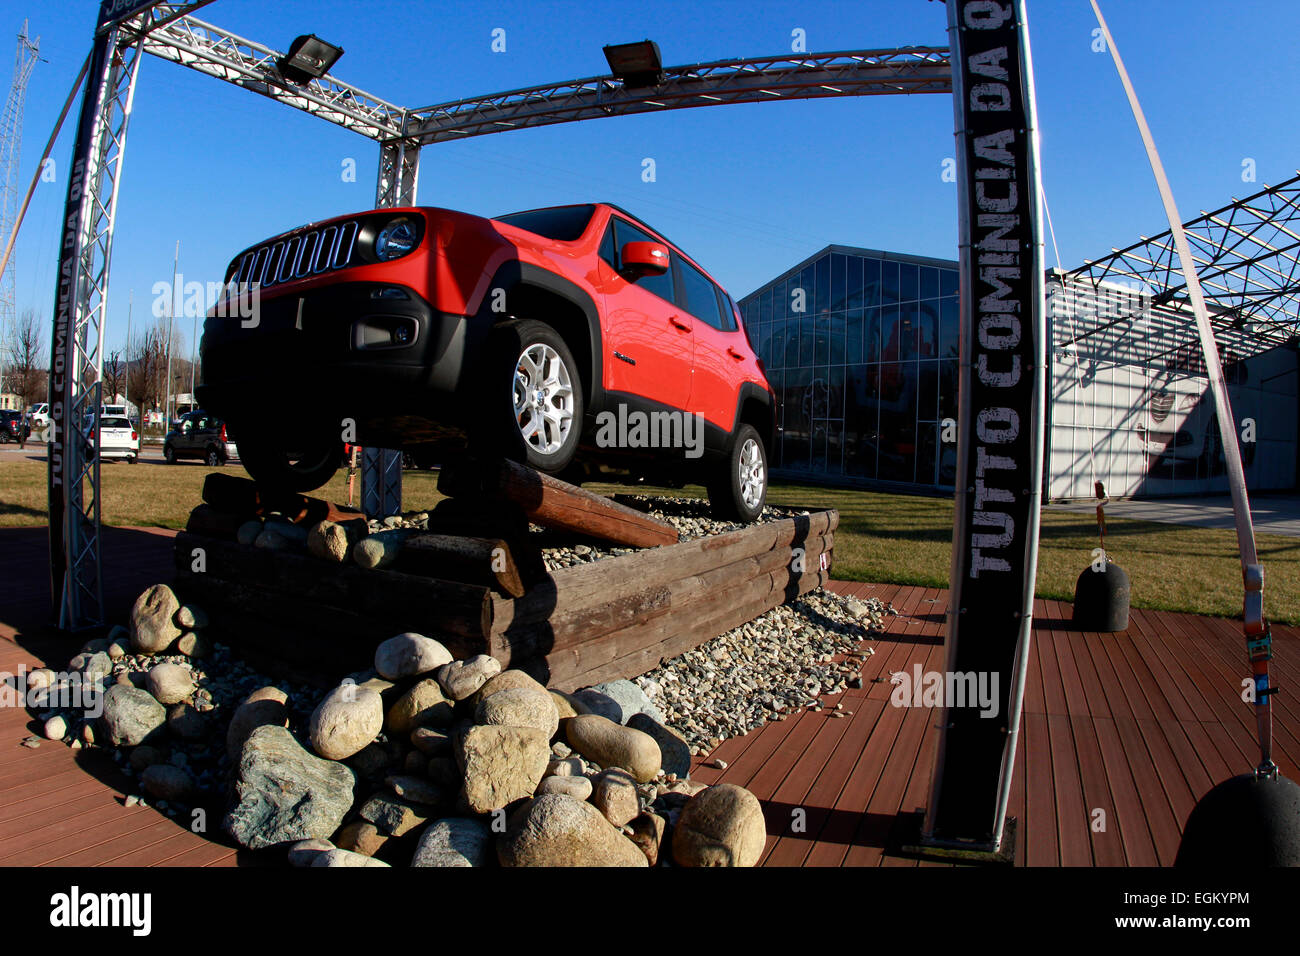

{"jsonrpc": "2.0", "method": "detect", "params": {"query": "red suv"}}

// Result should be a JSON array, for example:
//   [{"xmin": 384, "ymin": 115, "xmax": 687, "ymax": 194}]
[{"xmin": 198, "ymin": 203, "xmax": 775, "ymax": 520}]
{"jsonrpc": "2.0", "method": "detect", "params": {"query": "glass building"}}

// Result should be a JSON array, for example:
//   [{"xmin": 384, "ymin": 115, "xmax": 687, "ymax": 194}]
[{"xmin": 739, "ymin": 245, "xmax": 960, "ymax": 490}]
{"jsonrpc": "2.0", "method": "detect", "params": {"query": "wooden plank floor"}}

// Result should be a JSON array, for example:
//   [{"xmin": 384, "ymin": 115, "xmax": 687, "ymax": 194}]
[{"xmin": 2, "ymin": 524, "xmax": 1295, "ymax": 866}]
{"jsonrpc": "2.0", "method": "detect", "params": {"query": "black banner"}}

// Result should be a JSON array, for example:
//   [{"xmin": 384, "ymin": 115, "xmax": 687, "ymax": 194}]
[{"xmin": 926, "ymin": 0, "xmax": 1046, "ymax": 846}]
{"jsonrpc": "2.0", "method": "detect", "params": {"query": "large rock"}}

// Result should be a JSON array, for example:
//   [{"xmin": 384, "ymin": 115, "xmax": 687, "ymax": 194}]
[
  {"xmin": 627, "ymin": 713, "xmax": 692, "ymax": 779},
  {"xmin": 498, "ymin": 795, "xmax": 648, "ymax": 867},
  {"xmin": 146, "ymin": 662, "xmax": 194, "ymax": 706},
  {"xmin": 129, "ymin": 584, "xmax": 182, "ymax": 655},
  {"xmin": 436, "ymin": 655, "xmax": 501, "ymax": 700},
  {"xmin": 311, "ymin": 848, "xmax": 390, "ymax": 868},
  {"xmin": 358, "ymin": 792, "xmax": 430, "ymax": 837},
  {"xmin": 570, "ymin": 688, "xmax": 622, "ymax": 723},
  {"xmin": 287, "ymin": 839, "xmax": 333, "ymax": 867},
  {"xmin": 225, "ymin": 725, "xmax": 356, "ymax": 850},
  {"xmin": 565, "ymin": 714, "xmax": 661, "ymax": 783},
  {"xmin": 629, "ymin": 812, "xmax": 667, "ymax": 866},
  {"xmin": 98, "ymin": 684, "xmax": 166, "ymax": 746},
  {"xmin": 385, "ymin": 679, "xmax": 453, "ymax": 735},
  {"xmin": 140, "ymin": 764, "xmax": 195, "ymax": 802},
  {"xmin": 167, "ymin": 702, "xmax": 206, "ymax": 741},
  {"xmin": 591, "ymin": 768, "xmax": 640, "ymax": 827},
  {"xmin": 457, "ymin": 725, "xmax": 550, "ymax": 813},
  {"xmin": 474, "ymin": 686, "xmax": 559, "ymax": 738},
  {"xmin": 374, "ymin": 633, "xmax": 453, "ymax": 680},
  {"xmin": 468, "ymin": 669, "xmax": 547, "ymax": 710},
  {"xmin": 334, "ymin": 821, "xmax": 388, "ymax": 857},
  {"xmin": 175, "ymin": 604, "xmax": 209, "ymax": 629},
  {"xmin": 590, "ymin": 679, "xmax": 666, "ymax": 724},
  {"xmin": 672, "ymin": 783, "xmax": 767, "ymax": 867},
  {"xmin": 307, "ymin": 520, "xmax": 352, "ymax": 563},
  {"xmin": 411, "ymin": 818, "xmax": 492, "ymax": 867},
  {"xmin": 225, "ymin": 687, "xmax": 289, "ymax": 759},
  {"xmin": 410, "ymin": 727, "xmax": 451, "ymax": 756},
  {"xmin": 309, "ymin": 684, "xmax": 383, "ymax": 760},
  {"xmin": 536, "ymin": 775, "xmax": 592, "ymax": 800}
]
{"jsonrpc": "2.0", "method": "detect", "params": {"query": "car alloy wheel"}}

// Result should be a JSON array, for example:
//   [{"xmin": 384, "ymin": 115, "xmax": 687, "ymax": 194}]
[
  {"xmin": 207, "ymin": 448, "xmax": 223, "ymax": 467},
  {"xmin": 512, "ymin": 342, "xmax": 575, "ymax": 457},
  {"xmin": 738, "ymin": 436, "xmax": 766, "ymax": 511},
  {"xmin": 164, "ymin": 445, "xmax": 176, "ymax": 464}
]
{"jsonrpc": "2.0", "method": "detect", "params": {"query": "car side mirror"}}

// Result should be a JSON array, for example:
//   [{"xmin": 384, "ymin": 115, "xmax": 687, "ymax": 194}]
[{"xmin": 619, "ymin": 241, "xmax": 669, "ymax": 279}]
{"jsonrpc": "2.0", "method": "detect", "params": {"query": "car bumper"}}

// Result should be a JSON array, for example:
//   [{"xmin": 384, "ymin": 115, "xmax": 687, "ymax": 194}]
[{"xmin": 197, "ymin": 281, "xmax": 487, "ymax": 435}]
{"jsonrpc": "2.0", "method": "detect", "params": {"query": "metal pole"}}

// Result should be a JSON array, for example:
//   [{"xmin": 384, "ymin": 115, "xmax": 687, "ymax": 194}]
[
  {"xmin": 123, "ymin": 289, "xmax": 131, "ymax": 418},
  {"xmin": 164, "ymin": 238, "xmax": 177, "ymax": 421}
]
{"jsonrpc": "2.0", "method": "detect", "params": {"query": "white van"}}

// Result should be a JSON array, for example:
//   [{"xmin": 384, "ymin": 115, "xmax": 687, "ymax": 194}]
[{"xmin": 30, "ymin": 403, "xmax": 49, "ymax": 428}]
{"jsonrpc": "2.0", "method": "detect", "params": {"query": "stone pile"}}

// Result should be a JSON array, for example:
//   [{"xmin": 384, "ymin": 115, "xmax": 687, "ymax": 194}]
[{"xmin": 21, "ymin": 589, "xmax": 772, "ymax": 867}]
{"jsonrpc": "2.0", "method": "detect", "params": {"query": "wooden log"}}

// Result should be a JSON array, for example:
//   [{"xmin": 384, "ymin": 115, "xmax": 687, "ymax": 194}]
[
  {"xmin": 185, "ymin": 504, "xmax": 246, "ymax": 541},
  {"xmin": 201, "ymin": 472, "xmax": 363, "ymax": 525},
  {"xmin": 488, "ymin": 512, "xmax": 834, "ymax": 633},
  {"xmin": 399, "ymin": 534, "xmax": 526, "ymax": 598},
  {"xmin": 439, "ymin": 456, "xmax": 679, "ymax": 549},
  {"xmin": 550, "ymin": 567, "xmax": 828, "ymax": 691},
  {"xmin": 174, "ymin": 532, "xmax": 492, "ymax": 641}
]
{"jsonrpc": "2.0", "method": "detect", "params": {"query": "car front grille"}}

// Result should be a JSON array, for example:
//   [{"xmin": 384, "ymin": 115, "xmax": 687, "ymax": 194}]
[{"xmin": 228, "ymin": 219, "xmax": 360, "ymax": 290}]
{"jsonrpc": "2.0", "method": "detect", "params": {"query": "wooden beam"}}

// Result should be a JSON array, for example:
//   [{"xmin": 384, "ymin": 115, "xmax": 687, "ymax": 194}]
[{"xmin": 201, "ymin": 472, "xmax": 363, "ymax": 525}]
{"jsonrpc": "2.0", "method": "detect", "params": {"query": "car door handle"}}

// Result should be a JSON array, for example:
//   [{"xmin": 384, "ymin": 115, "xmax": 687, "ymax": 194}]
[
  {"xmin": 726, "ymin": 347, "xmax": 746, "ymax": 361},
  {"xmin": 668, "ymin": 315, "xmax": 692, "ymax": 332}
]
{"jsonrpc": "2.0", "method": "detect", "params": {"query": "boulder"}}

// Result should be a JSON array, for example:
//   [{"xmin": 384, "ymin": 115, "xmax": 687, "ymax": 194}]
[
  {"xmin": 436, "ymin": 655, "xmax": 501, "ymax": 700},
  {"xmin": 175, "ymin": 632, "xmax": 211, "ymax": 659},
  {"xmin": 309, "ymin": 684, "xmax": 384, "ymax": 760},
  {"xmin": 166, "ymin": 702, "xmax": 206, "ymax": 741},
  {"xmin": 129, "ymin": 584, "xmax": 182, "ymax": 655},
  {"xmin": 225, "ymin": 725, "xmax": 356, "ymax": 850},
  {"xmin": 627, "ymin": 713, "xmax": 692, "ymax": 780},
  {"xmin": 175, "ymin": 604, "xmax": 209, "ymax": 629},
  {"xmin": 570, "ymin": 688, "xmax": 622, "ymax": 722},
  {"xmin": 474, "ymin": 686, "xmax": 559, "ymax": 738},
  {"xmin": 311, "ymin": 848, "xmax": 390, "ymax": 868},
  {"xmin": 672, "ymin": 783, "xmax": 767, "ymax": 867},
  {"xmin": 98, "ymin": 684, "xmax": 166, "ymax": 746},
  {"xmin": 254, "ymin": 522, "xmax": 307, "ymax": 551},
  {"xmin": 410, "ymin": 726, "xmax": 452, "ymax": 757},
  {"xmin": 140, "ymin": 764, "xmax": 195, "ymax": 802},
  {"xmin": 385, "ymin": 678, "xmax": 453, "ymax": 735},
  {"xmin": 591, "ymin": 768, "xmax": 641, "ymax": 827},
  {"xmin": 374, "ymin": 633, "xmax": 453, "ymax": 680},
  {"xmin": 535, "ymin": 775, "xmax": 592, "ymax": 800},
  {"xmin": 385, "ymin": 774, "xmax": 444, "ymax": 806},
  {"xmin": 225, "ymin": 687, "xmax": 289, "ymax": 759},
  {"xmin": 498, "ymin": 795, "xmax": 648, "ymax": 867},
  {"xmin": 457, "ymin": 725, "xmax": 550, "ymax": 814},
  {"xmin": 468, "ymin": 669, "xmax": 546, "ymax": 710},
  {"xmin": 358, "ymin": 792, "xmax": 430, "ymax": 837},
  {"xmin": 287, "ymin": 839, "xmax": 333, "ymax": 867},
  {"xmin": 307, "ymin": 520, "xmax": 352, "ymax": 563},
  {"xmin": 411, "ymin": 817, "xmax": 492, "ymax": 867},
  {"xmin": 334, "ymin": 821, "xmax": 388, "ymax": 857},
  {"xmin": 236, "ymin": 520, "xmax": 263, "ymax": 546},
  {"xmin": 565, "ymin": 714, "xmax": 661, "ymax": 783},
  {"xmin": 628, "ymin": 812, "xmax": 668, "ymax": 866},
  {"xmin": 146, "ymin": 662, "xmax": 194, "ymax": 706},
  {"xmin": 590, "ymin": 679, "xmax": 666, "ymax": 724}
]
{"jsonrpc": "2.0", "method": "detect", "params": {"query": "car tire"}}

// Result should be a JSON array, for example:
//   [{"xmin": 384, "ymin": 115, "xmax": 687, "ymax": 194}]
[
  {"xmin": 237, "ymin": 430, "xmax": 342, "ymax": 492},
  {"xmin": 707, "ymin": 424, "xmax": 768, "ymax": 523},
  {"xmin": 475, "ymin": 318, "xmax": 584, "ymax": 473},
  {"xmin": 206, "ymin": 447, "xmax": 225, "ymax": 467},
  {"xmin": 163, "ymin": 444, "xmax": 176, "ymax": 464},
  {"xmin": 128, "ymin": 455, "xmax": 137, "ymax": 464}
]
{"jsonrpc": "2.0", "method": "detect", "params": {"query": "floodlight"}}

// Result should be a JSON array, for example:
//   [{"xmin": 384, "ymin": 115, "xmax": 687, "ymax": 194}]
[
  {"xmin": 278, "ymin": 35, "xmax": 344, "ymax": 85},
  {"xmin": 603, "ymin": 40, "xmax": 663, "ymax": 88}
]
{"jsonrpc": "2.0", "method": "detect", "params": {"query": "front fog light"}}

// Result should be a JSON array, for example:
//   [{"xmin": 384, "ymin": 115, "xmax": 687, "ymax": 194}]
[{"xmin": 375, "ymin": 217, "xmax": 420, "ymax": 260}]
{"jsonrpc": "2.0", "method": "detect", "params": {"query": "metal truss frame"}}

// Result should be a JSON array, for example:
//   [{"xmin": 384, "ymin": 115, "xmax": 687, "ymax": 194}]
[
  {"xmin": 404, "ymin": 48, "xmax": 951, "ymax": 144},
  {"xmin": 1065, "ymin": 173, "xmax": 1300, "ymax": 353}
]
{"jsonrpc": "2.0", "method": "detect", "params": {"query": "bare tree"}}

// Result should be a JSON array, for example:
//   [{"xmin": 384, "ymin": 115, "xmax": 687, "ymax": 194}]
[
  {"xmin": 103, "ymin": 350, "xmax": 126, "ymax": 404},
  {"xmin": 3, "ymin": 308, "xmax": 47, "ymax": 407},
  {"xmin": 127, "ymin": 325, "xmax": 165, "ymax": 414}
]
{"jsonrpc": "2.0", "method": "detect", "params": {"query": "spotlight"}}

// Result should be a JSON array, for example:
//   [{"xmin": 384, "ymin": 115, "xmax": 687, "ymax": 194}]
[
  {"xmin": 603, "ymin": 40, "xmax": 664, "ymax": 89},
  {"xmin": 278, "ymin": 34, "xmax": 344, "ymax": 85}
]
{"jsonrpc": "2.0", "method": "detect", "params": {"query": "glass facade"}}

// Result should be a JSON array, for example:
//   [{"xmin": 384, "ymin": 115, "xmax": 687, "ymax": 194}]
[{"xmin": 739, "ymin": 246, "xmax": 960, "ymax": 490}]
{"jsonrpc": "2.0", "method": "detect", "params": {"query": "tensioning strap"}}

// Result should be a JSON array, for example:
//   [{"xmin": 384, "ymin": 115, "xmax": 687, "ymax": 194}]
[{"xmin": 1092, "ymin": 1, "xmax": 1275, "ymax": 779}]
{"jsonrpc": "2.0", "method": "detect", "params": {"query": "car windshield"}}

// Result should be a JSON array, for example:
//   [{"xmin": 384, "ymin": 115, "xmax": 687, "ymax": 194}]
[{"xmin": 494, "ymin": 205, "xmax": 594, "ymax": 241}]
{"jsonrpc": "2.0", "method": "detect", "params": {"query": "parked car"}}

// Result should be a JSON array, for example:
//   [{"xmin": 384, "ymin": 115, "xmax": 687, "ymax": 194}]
[
  {"xmin": 163, "ymin": 411, "xmax": 238, "ymax": 466},
  {"xmin": 29, "ymin": 403, "xmax": 48, "ymax": 429},
  {"xmin": 92, "ymin": 415, "xmax": 139, "ymax": 463},
  {"xmin": 0, "ymin": 409, "xmax": 31, "ymax": 443},
  {"xmin": 198, "ymin": 202, "xmax": 775, "ymax": 520}
]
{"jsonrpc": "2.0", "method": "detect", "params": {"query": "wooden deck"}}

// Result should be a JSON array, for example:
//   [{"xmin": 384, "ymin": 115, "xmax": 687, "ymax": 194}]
[{"xmin": 2, "ymin": 525, "xmax": 1295, "ymax": 866}]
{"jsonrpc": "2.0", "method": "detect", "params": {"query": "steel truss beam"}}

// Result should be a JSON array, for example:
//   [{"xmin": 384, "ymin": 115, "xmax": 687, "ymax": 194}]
[
  {"xmin": 404, "ymin": 48, "xmax": 951, "ymax": 145},
  {"xmin": 1067, "ymin": 173, "xmax": 1300, "ymax": 353}
]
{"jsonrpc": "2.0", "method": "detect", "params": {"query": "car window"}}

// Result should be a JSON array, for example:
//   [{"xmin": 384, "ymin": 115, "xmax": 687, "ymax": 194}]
[
  {"xmin": 102, "ymin": 417, "xmax": 131, "ymax": 429},
  {"xmin": 494, "ymin": 205, "xmax": 594, "ymax": 241},
  {"xmin": 676, "ymin": 258, "xmax": 724, "ymax": 330},
  {"xmin": 598, "ymin": 221, "xmax": 618, "ymax": 270},
  {"xmin": 613, "ymin": 218, "xmax": 675, "ymax": 303},
  {"xmin": 717, "ymin": 289, "xmax": 740, "ymax": 333}
]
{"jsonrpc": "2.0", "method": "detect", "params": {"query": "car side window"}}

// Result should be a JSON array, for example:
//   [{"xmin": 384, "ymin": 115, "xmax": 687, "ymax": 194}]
[
  {"xmin": 676, "ymin": 258, "xmax": 725, "ymax": 330},
  {"xmin": 613, "ymin": 218, "xmax": 675, "ymax": 303},
  {"xmin": 717, "ymin": 289, "xmax": 740, "ymax": 333},
  {"xmin": 598, "ymin": 221, "xmax": 618, "ymax": 270}
]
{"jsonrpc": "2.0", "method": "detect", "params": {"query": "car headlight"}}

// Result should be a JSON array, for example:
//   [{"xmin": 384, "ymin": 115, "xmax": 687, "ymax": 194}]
[{"xmin": 375, "ymin": 217, "xmax": 420, "ymax": 260}]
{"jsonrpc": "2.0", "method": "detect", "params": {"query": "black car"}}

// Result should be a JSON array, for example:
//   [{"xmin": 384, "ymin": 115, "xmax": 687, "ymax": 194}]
[
  {"xmin": 163, "ymin": 411, "xmax": 238, "ymax": 466},
  {"xmin": 0, "ymin": 410, "xmax": 31, "ymax": 443}
]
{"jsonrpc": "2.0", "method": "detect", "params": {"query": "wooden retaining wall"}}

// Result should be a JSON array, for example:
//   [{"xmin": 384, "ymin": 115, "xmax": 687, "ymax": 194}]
[{"xmin": 173, "ymin": 509, "xmax": 836, "ymax": 689}]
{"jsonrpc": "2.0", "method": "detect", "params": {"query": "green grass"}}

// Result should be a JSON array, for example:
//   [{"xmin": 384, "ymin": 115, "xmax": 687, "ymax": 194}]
[{"xmin": 2, "ymin": 455, "xmax": 1294, "ymax": 625}]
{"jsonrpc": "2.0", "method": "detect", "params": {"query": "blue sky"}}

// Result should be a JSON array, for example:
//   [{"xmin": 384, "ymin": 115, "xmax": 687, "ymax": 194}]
[{"xmin": 2, "ymin": 0, "xmax": 1298, "ymax": 358}]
